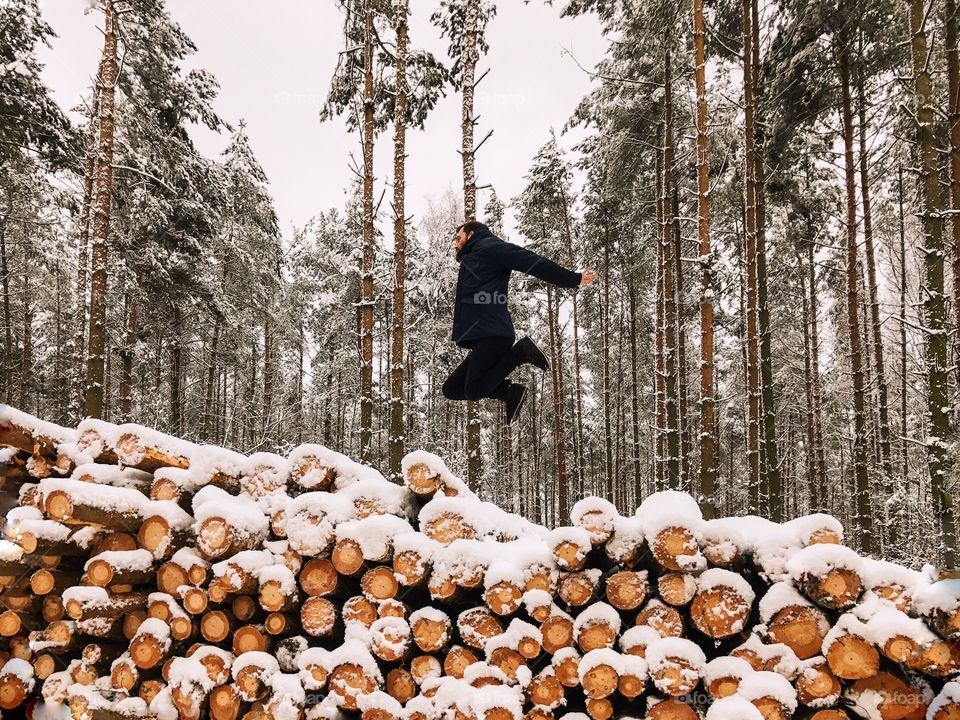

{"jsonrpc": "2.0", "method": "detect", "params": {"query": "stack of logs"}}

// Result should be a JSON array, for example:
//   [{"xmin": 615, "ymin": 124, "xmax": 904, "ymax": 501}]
[{"xmin": 0, "ymin": 405, "xmax": 957, "ymax": 720}]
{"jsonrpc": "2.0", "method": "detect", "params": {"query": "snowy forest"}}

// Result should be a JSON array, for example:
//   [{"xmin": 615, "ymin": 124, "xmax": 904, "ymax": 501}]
[{"xmin": 2, "ymin": 0, "xmax": 959, "ymax": 567}]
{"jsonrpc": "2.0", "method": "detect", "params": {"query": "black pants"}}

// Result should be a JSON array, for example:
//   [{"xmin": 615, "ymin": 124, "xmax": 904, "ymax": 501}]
[{"xmin": 442, "ymin": 336, "xmax": 521, "ymax": 402}]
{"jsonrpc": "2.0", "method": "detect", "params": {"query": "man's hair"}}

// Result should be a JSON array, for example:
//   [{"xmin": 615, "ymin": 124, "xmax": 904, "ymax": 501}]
[{"xmin": 457, "ymin": 220, "xmax": 489, "ymax": 236}]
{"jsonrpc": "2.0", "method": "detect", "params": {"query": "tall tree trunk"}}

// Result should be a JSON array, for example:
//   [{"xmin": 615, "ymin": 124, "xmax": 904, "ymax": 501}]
[
  {"xmin": 694, "ymin": 0, "xmax": 717, "ymax": 516},
  {"xmin": 388, "ymin": 0, "xmax": 410, "ymax": 482},
  {"xmin": 0, "ymin": 207, "xmax": 11, "ymax": 403},
  {"xmin": 671, "ymin": 188, "xmax": 691, "ymax": 490},
  {"xmin": 807, "ymin": 236, "xmax": 828, "ymax": 502},
  {"xmin": 906, "ymin": 0, "xmax": 958, "ymax": 565},
  {"xmin": 170, "ymin": 306, "xmax": 183, "ymax": 436},
  {"xmin": 627, "ymin": 267, "xmax": 643, "ymax": 500},
  {"xmin": 947, "ymin": 0, "xmax": 960, "ymax": 394},
  {"xmin": 743, "ymin": 0, "xmax": 763, "ymax": 510},
  {"xmin": 203, "ymin": 320, "xmax": 220, "ymax": 440},
  {"xmin": 546, "ymin": 285, "xmax": 569, "ymax": 522},
  {"xmin": 751, "ymin": 0, "xmax": 781, "ymax": 519},
  {"xmin": 558, "ymin": 182, "xmax": 585, "ymax": 497},
  {"xmin": 603, "ymin": 221, "xmax": 615, "ymax": 498},
  {"xmin": 798, "ymin": 242, "xmax": 819, "ymax": 508},
  {"xmin": 838, "ymin": 37, "xmax": 876, "ymax": 554},
  {"xmin": 662, "ymin": 51, "xmax": 681, "ymax": 489},
  {"xmin": 654, "ymin": 136, "xmax": 666, "ymax": 491},
  {"xmin": 358, "ymin": 0, "xmax": 376, "ymax": 462},
  {"xmin": 119, "ymin": 286, "xmax": 137, "ymax": 421},
  {"xmin": 19, "ymin": 272, "xmax": 31, "ymax": 409},
  {"xmin": 262, "ymin": 313, "xmax": 274, "ymax": 442},
  {"xmin": 461, "ymin": 0, "xmax": 482, "ymax": 489},
  {"xmin": 897, "ymin": 165, "xmax": 909, "ymax": 485},
  {"xmin": 856, "ymin": 49, "xmax": 895, "ymax": 531},
  {"xmin": 84, "ymin": 0, "xmax": 118, "ymax": 420},
  {"xmin": 74, "ymin": 93, "xmax": 99, "ymax": 421}
]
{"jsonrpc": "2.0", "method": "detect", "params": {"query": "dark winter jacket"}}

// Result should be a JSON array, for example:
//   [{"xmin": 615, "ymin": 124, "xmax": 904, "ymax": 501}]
[{"xmin": 452, "ymin": 228, "xmax": 581, "ymax": 347}]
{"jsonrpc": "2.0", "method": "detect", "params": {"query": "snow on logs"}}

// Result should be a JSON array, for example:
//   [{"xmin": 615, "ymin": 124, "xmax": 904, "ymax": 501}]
[{"xmin": 0, "ymin": 409, "xmax": 956, "ymax": 719}]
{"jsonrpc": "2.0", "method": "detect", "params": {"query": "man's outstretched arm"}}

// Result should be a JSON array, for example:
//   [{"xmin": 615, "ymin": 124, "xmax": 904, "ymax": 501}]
[{"xmin": 497, "ymin": 241, "xmax": 583, "ymax": 288}]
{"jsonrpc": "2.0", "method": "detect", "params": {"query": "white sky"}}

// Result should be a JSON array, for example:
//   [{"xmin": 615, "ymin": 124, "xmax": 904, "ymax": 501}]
[{"xmin": 36, "ymin": 0, "xmax": 605, "ymax": 243}]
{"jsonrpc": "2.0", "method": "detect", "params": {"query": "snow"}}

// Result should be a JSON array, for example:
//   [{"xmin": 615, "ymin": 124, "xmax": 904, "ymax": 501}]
[
  {"xmin": 485, "ymin": 618, "xmax": 542, "ymax": 654},
  {"xmin": 335, "ymin": 514, "xmax": 414, "ymax": 559},
  {"xmin": 570, "ymin": 496, "xmax": 618, "ymax": 542},
  {"xmin": 0, "ymin": 658, "xmax": 35, "ymax": 688},
  {"xmin": 546, "ymin": 526, "xmax": 593, "ymax": 551},
  {"xmin": 822, "ymin": 612, "xmax": 870, "ymax": 654},
  {"xmin": 62, "ymin": 586, "xmax": 109, "ymax": 605},
  {"xmin": 284, "ymin": 491, "xmax": 355, "ymax": 555},
  {"xmin": 928, "ymin": 682, "xmax": 960, "ymax": 718},
  {"xmin": 169, "ymin": 546, "xmax": 209, "ymax": 571},
  {"xmin": 401, "ymin": 449, "xmax": 476, "ymax": 498},
  {"xmin": 703, "ymin": 656, "xmax": 754, "ymax": 684},
  {"xmin": 70, "ymin": 463, "xmax": 152, "ymax": 489},
  {"xmin": 572, "ymin": 602, "xmax": 622, "ymax": 637},
  {"xmin": 85, "ymin": 548, "xmax": 153, "ymax": 572},
  {"xmin": 705, "ymin": 695, "xmax": 764, "ymax": 719},
  {"xmin": 289, "ymin": 443, "xmax": 386, "ymax": 489},
  {"xmin": 370, "ymin": 616, "xmax": 410, "ymax": 652},
  {"xmin": 635, "ymin": 490, "xmax": 704, "ymax": 538},
  {"xmin": 734, "ymin": 634, "xmax": 800, "ymax": 678},
  {"xmin": 784, "ymin": 513, "xmax": 844, "ymax": 545},
  {"xmin": 737, "ymin": 670, "xmax": 797, "ymax": 711},
  {"xmin": 140, "ymin": 499, "xmax": 194, "ymax": 529},
  {"xmin": 645, "ymin": 638, "xmax": 706, "ymax": 674},
  {"xmin": 912, "ymin": 578, "xmax": 960, "ymax": 615},
  {"xmin": 604, "ymin": 515, "xmax": 645, "ymax": 563},
  {"xmin": 758, "ymin": 581, "xmax": 813, "ymax": 623},
  {"xmin": 114, "ymin": 422, "xmax": 199, "ymax": 466},
  {"xmin": 697, "ymin": 568, "xmax": 756, "ymax": 605},
  {"xmin": 167, "ymin": 654, "xmax": 216, "ymax": 691},
  {"xmin": 0, "ymin": 405, "xmax": 76, "ymax": 445},
  {"xmin": 243, "ymin": 452, "xmax": 291, "ymax": 494},
  {"xmin": 40, "ymin": 476, "xmax": 147, "ymax": 515},
  {"xmin": 855, "ymin": 598, "xmax": 936, "ymax": 646},
  {"xmin": 193, "ymin": 485, "xmax": 268, "ymax": 532},
  {"xmin": 0, "ymin": 540, "xmax": 22, "ymax": 562},
  {"xmin": 619, "ymin": 625, "xmax": 662, "ymax": 653},
  {"xmin": 484, "ymin": 537, "xmax": 555, "ymax": 588},
  {"xmin": 257, "ymin": 562, "xmax": 297, "ymax": 594},
  {"xmin": 786, "ymin": 543, "xmax": 863, "ymax": 579},
  {"xmin": 153, "ymin": 466, "xmax": 203, "ymax": 494},
  {"xmin": 233, "ymin": 651, "xmax": 280, "ymax": 679},
  {"xmin": 191, "ymin": 445, "xmax": 248, "ymax": 483},
  {"xmin": 578, "ymin": 648, "xmax": 623, "ymax": 681},
  {"xmin": 337, "ymin": 478, "xmax": 414, "ymax": 518},
  {"xmin": 859, "ymin": 557, "xmax": 922, "ymax": 592},
  {"xmin": 212, "ymin": 550, "xmax": 278, "ymax": 587},
  {"xmin": 356, "ymin": 689, "xmax": 402, "ymax": 716},
  {"xmin": 266, "ymin": 673, "xmax": 306, "ymax": 720},
  {"xmin": 135, "ymin": 617, "xmax": 171, "ymax": 643},
  {"xmin": 322, "ymin": 638, "xmax": 383, "ymax": 681}
]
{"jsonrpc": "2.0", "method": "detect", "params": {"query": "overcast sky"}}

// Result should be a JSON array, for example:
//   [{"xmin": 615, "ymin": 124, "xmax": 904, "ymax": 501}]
[{"xmin": 36, "ymin": 0, "xmax": 605, "ymax": 243}]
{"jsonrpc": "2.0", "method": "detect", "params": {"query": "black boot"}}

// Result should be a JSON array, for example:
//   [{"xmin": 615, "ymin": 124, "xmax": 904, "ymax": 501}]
[
  {"xmin": 505, "ymin": 383, "xmax": 528, "ymax": 423},
  {"xmin": 513, "ymin": 336, "xmax": 549, "ymax": 372}
]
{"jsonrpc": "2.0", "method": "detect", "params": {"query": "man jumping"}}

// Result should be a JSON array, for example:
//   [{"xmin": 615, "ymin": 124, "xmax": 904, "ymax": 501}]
[{"xmin": 442, "ymin": 220, "xmax": 597, "ymax": 423}]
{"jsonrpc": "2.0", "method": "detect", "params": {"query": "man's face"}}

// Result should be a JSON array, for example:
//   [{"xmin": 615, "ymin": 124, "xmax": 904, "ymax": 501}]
[{"xmin": 454, "ymin": 227, "xmax": 471, "ymax": 252}]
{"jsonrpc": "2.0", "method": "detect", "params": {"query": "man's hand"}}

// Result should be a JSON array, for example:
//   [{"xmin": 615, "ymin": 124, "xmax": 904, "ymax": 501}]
[{"xmin": 578, "ymin": 267, "xmax": 598, "ymax": 286}]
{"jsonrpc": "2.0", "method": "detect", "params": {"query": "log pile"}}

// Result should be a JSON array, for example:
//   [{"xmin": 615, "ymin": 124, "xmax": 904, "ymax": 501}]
[{"xmin": 0, "ymin": 405, "xmax": 957, "ymax": 720}]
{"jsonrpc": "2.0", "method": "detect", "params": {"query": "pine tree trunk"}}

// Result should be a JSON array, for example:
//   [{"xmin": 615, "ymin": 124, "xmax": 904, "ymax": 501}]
[
  {"xmin": 654, "ymin": 147, "xmax": 667, "ymax": 491},
  {"xmin": 74, "ymin": 94, "xmax": 98, "ymax": 421},
  {"xmin": 19, "ymin": 272, "xmax": 31, "ymax": 409},
  {"xmin": 751, "ymin": 0, "xmax": 781, "ymax": 519},
  {"xmin": 906, "ymin": 0, "xmax": 958, "ymax": 566},
  {"xmin": 627, "ymin": 268, "xmax": 643, "ymax": 500},
  {"xmin": 742, "ymin": 0, "xmax": 762, "ymax": 510},
  {"xmin": 546, "ymin": 286, "xmax": 569, "ymax": 523},
  {"xmin": 798, "ymin": 243, "xmax": 819, "ymax": 508},
  {"xmin": 0, "ymin": 209, "xmax": 11, "ymax": 404},
  {"xmin": 603, "ymin": 220, "xmax": 614, "ymax": 499},
  {"xmin": 388, "ymin": 0, "xmax": 410, "ymax": 483},
  {"xmin": 119, "ymin": 286, "xmax": 137, "ymax": 421},
  {"xmin": 461, "ymin": 0, "xmax": 481, "ymax": 489},
  {"xmin": 671, "ymin": 188, "xmax": 691, "ymax": 491},
  {"xmin": 203, "ymin": 320, "xmax": 220, "ymax": 440},
  {"xmin": 855, "ymin": 51, "xmax": 894, "ymax": 521},
  {"xmin": 262, "ymin": 313, "xmax": 274, "ymax": 441},
  {"xmin": 897, "ymin": 165, "xmax": 909, "ymax": 484},
  {"xmin": 807, "ymin": 238, "xmax": 828, "ymax": 498},
  {"xmin": 838, "ymin": 37, "xmax": 876, "ymax": 554},
  {"xmin": 947, "ymin": 0, "xmax": 960, "ymax": 395},
  {"xmin": 170, "ymin": 306, "xmax": 183, "ymax": 436},
  {"xmin": 358, "ymin": 0, "xmax": 376, "ymax": 462},
  {"xmin": 693, "ymin": 0, "xmax": 717, "ymax": 516},
  {"xmin": 84, "ymin": 0, "xmax": 118, "ymax": 420},
  {"xmin": 558, "ymin": 184, "xmax": 584, "ymax": 496},
  {"xmin": 662, "ymin": 51, "xmax": 681, "ymax": 489}
]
